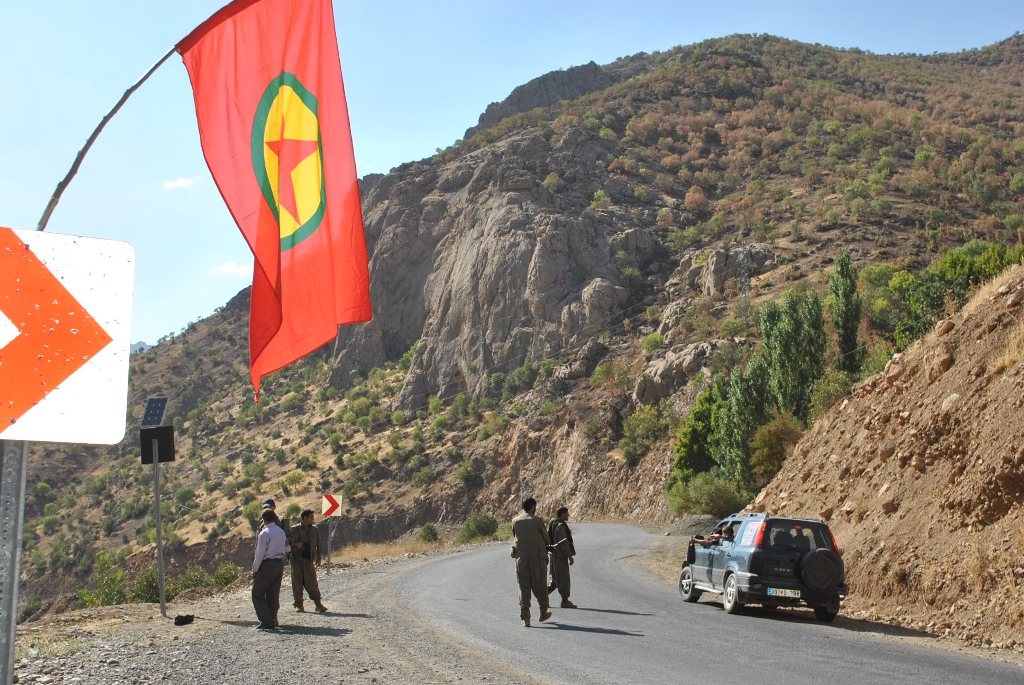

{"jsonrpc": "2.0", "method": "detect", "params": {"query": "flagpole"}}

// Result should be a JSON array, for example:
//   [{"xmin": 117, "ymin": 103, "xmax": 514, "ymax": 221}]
[{"xmin": 36, "ymin": 46, "xmax": 178, "ymax": 233}]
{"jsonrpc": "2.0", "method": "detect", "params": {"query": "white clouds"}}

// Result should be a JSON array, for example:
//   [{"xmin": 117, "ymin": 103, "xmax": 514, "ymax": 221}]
[
  {"xmin": 210, "ymin": 260, "xmax": 254, "ymax": 279},
  {"xmin": 162, "ymin": 177, "xmax": 199, "ymax": 190}
]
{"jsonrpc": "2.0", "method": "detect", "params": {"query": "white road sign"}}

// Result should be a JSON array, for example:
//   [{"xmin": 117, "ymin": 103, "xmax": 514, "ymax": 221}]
[{"xmin": 0, "ymin": 227, "xmax": 134, "ymax": 444}]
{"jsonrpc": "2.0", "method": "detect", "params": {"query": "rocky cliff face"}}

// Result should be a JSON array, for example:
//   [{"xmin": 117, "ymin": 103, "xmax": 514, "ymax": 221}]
[{"xmin": 332, "ymin": 126, "xmax": 672, "ymax": 409}]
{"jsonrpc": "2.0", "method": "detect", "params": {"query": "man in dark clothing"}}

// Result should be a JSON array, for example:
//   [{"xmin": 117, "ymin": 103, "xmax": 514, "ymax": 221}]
[
  {"xmin": 547, "ymin": 506, "xmax": 577, "ymax": 608},
  {"xmin": 290, "ymin": 509, "xmax": 328, "ymax": 613},
  {"xmin": 511, "ymin": 497, "xmax": 551, "ymax": 627}
]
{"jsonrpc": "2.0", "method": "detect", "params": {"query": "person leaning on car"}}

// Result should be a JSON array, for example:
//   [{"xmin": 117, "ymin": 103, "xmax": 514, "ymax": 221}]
[{"xmin": 691, "ymin": 523, "xmax": 734, "ymax": 547}]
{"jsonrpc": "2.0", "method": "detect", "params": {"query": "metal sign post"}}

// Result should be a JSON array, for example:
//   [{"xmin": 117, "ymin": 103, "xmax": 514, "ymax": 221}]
[
  {"xmin": 152, "ymin": 440, "xmax": 166, "ymax": 618},
  {"xmin": 326, "ymin": 518, "xmax": 333, "ymax": 576},
  {"xmin": 140, "ymin": 399, "xmax": 170, "ymax": 618},
  {"xmin": 0, "ymin": 440, "xmax": 29, "ymax": 685}
]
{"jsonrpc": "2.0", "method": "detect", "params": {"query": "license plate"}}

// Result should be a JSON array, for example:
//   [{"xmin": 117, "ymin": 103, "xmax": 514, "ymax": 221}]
[{"xmin": 766, "ymin": 587, "xmax": 801, "ymax": 598}]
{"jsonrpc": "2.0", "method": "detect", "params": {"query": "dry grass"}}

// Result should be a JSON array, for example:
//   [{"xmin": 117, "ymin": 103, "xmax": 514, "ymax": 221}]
[
  {"xmin": 14, "ymin": 636, "xmax": 87, "ymax": 660},
  {"xmin": 966, "ymin": 537, "xmax": 989, "ymax": 592},
  {"xmin": 330, "ymin": 538, "xmax": 452, "ymax": 564},
  {"xmin": 988, "ymin": 316, "xmax": 1024, "ymax": 375}
]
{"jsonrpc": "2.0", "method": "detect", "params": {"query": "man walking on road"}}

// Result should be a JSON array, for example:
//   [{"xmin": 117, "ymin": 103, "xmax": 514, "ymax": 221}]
[
  {"xmin": 290, "ymin": 509, "xmax": 328, "ymax": 613},
  {"xmin": 252, "ymin": 509, "xmax": 287, "ymax": 630},
  {"xmin": 511, "ymin": 497, "xmax": 551, "ymax": 627},
  {"xmin": 547, "ymin": 506, "xmax": 577, "ymax": 608}
]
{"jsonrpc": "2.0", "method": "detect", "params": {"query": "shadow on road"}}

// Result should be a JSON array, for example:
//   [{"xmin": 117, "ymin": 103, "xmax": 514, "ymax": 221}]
[
  {"xmin": 215, "ymin": 619, "xmax": 353, "ymax": 637},
  {"xmin": 571, "ymin": 607, "xmax": 653, "ymax": 617},
  {"xmin": 272, "ymin": 625, "xmax": 353, "ymax": 637},
  {"xmin": 544, "ymin": 622, "xmax": 644, "ymax": 637},
  {"xmin": 686, "ymin": 599, "xmax": 933, "ymax": 639}
]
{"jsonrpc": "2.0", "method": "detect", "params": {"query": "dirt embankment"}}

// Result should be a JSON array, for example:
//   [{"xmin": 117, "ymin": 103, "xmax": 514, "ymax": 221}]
[{"xmin": 750, "ymin": 266, "xmax": 1024, "ymax": 650}]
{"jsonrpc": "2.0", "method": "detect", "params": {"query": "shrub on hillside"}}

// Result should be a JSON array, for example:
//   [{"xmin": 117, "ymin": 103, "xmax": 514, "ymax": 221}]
[
  {"xmin": 418, "ymin": 523, "xmax": 439, "ymax": 543},
  {"xmin": 457, "ymin": 513, "xmax": 499, "ymax": 543},
  {"xmin": 619, "ymin": 403, "xmax": 671, "ymax": 467},
  {"xmin": 666, "ymin": 471, "xmax": 748, "ymax": 519}
]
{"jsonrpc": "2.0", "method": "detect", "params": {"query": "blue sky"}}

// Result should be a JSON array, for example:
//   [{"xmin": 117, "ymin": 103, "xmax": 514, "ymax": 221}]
[{"xmin": 2, "ymin": 1, "xmax": 1022, "ymax": 345}]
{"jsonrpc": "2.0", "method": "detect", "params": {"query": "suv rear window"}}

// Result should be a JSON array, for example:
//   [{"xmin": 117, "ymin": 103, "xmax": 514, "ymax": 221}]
[{"xmin": 764, "ymin": 521, "xmax": 830, "ymax": 552}]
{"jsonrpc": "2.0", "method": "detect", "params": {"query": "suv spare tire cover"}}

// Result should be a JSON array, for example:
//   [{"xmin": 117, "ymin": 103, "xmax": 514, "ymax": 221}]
[{"xmin": 800, "ymin": 549, "xmax": 844, "ymax": 591}]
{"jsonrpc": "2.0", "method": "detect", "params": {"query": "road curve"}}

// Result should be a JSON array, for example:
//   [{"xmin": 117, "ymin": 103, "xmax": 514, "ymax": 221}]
[{"xmin": 395, "ymin": 523, "xmax": 1023, "ymax": 685}]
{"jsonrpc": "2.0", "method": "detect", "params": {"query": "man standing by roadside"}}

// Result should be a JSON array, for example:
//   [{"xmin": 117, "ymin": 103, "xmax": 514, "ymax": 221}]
[
  {"xmin": 290, "ymin": 509, "xmax": 328, "ymax": 613},
  {"xmin": 252, "ymin": 509, "xmax": 287, "ymax": 630},
  {"xmin": 547, "ymin": 506, "xmax": 577, "ymax": 608},
  {"xmin": 511, "ymin": 497, "xmax": 551, "ymax": 627}
]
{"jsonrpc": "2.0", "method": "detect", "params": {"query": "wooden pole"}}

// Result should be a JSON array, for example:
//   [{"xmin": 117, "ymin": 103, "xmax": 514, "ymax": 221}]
[{"xmin": 36, "ymin": 47, "xmax": 177, "ymax": 232}]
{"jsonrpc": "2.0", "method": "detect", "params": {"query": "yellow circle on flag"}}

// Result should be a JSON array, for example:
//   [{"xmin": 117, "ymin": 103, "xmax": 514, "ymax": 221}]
[{"xmin": 252, "ymin": 73, "xmax": 326, "ymax": 250}]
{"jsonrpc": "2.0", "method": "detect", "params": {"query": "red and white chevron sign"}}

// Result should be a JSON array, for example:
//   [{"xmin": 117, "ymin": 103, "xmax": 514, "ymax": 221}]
[
  {"xmin": 321, "ymin": 493, "xmax": 342, "ymax": 517},
  {"xmin": 0, "ymin": 227, "xmax": 134, "ymax": 444}
]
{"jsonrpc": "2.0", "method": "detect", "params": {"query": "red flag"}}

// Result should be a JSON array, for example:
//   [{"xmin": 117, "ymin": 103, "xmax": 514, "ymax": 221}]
[{"xmin": 177, "ymin": 0, "xmax": 371, "ymax": 398}]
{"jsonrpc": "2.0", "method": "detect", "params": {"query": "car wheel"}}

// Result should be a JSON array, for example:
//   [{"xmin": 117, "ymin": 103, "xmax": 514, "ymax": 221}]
[
  {"xmin": 679, "ymin": 566, "xmax": 701, "ymax": 603},
  {"xmin": 813, "ymin": 599, "xmax": 840, "ymax": 622},
  {"xmin": 800, "ymin": 549, "xmax": 844, "ymax": 592},
  {"xmin": 722, "ymin": 573, "xmax": 743, "ymax": 614}
]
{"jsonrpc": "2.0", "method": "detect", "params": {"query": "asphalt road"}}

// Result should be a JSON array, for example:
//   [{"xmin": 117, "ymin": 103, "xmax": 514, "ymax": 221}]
[{"xmin": 395, "ymin": 523, "xmax": 1024, "ymax": 685}]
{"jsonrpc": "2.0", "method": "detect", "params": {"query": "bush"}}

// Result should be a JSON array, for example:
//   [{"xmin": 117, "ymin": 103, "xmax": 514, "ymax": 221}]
[
  {"xmin": 642, "ymin": 332, "xmax": 664, "ymax": 354},
  {"xmin": 619, "ymin": 403, "xmax": 671, "ymax": 467},
  {"xmin": 412, "ymin": 466, "xmax": 434, "ymax": 486},
  {"xmin": 457, "ymin": 513, "xmax": 499, "ymax": 543},
  {"xmin": 169, "ymin": 565, "xmax": 212, "ymax": 598},
  {"xmin": 418, "ymin": 523, "xmax": 439, "ymax": 543},
  {"xmin": 809, "ymin": 369, "xmax": 853, "ymax": 421},
  {"xmin": 128, "ymin": 566, "xmax": 161, "ymax": 603},
  {"xmin": 76, "ymin": 552, "xmax": 126, "ymax": 608},
  {"xmin": 212, "ymin": 562, "xmax": 241, "ymax": 587},
  {"xmin": 666, "ymin": 471, "xmax": 748, "ymax": 518},
  {"xmin": 41, "ymin": 514, "xmax": 60, "ymax": 535},
  {"xmin": 590, "ymin": 361, "xmax": 615, "ymax": 386},
  {"xmin": 454, "ymin": 460, "xmax": 484, "ymax": 488}
]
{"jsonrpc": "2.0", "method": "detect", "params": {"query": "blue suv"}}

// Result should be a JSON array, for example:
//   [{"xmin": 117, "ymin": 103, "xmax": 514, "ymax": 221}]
[{"xmin": 678, "ymin": 513, "xmax": 847, "ymax": 621}]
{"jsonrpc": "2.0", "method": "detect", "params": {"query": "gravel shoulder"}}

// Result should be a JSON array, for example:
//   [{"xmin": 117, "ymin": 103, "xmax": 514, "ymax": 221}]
[{"xmin": 13, "ymin": 551, "xmax": 541, "ymax": 685}]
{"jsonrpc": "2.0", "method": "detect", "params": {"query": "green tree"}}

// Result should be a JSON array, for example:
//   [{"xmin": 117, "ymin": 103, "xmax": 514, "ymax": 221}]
[
  {"xmin": 714, "ymin": 354, "xmax": 772, "ymax": 488},
  {"xmin": 749, "ymin": 412, "xmax": 803, "ymax": 486},
  {"xmin": 829, "ymin": 251, "xmax": 862, "ymax": 374},
  {"xmin": 759, "ymin": 288, "xmax": 826, "ymax": 424},
  {"xmin": 668, "ymin": 375, "xmax": 728, "ymax": 488}
]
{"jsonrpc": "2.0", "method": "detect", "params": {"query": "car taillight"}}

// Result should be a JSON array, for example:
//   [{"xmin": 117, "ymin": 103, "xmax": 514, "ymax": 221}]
[
  {"xmin": 828, "ymin": 529, "xmax": 842, "ymax": 555},
  {"xmin": 752, "ymin": 521, "xmax": 766, "ymax": 548}
]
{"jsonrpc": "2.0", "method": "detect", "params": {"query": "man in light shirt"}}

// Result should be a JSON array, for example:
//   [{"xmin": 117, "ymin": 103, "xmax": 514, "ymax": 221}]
[{"xmin": 252, "ymin": 509, "xmax": 288, "ymax": 629}]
